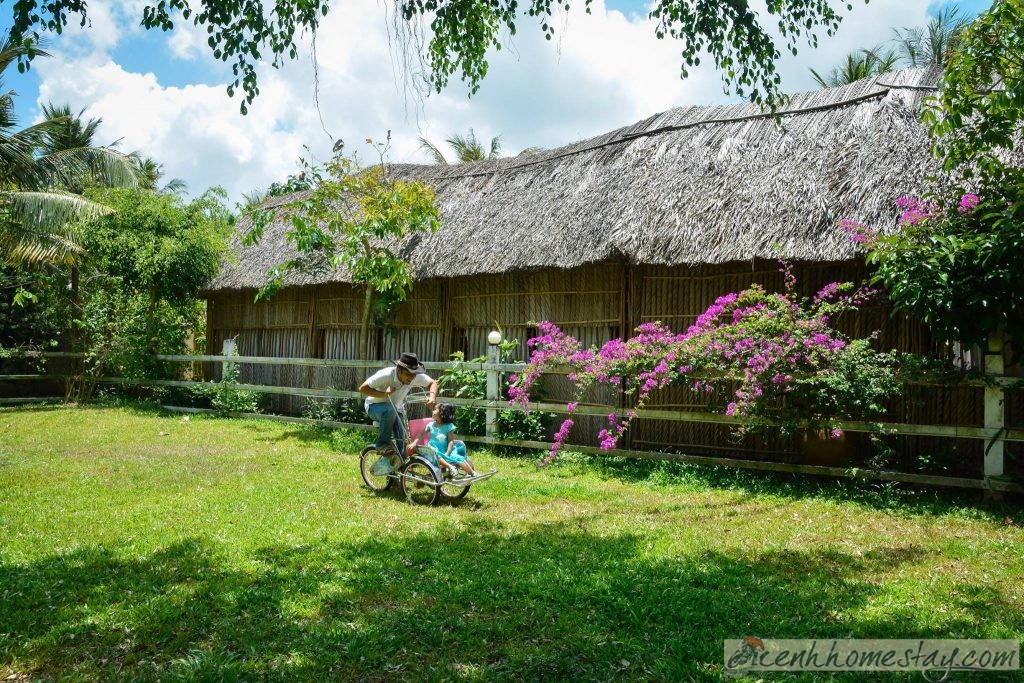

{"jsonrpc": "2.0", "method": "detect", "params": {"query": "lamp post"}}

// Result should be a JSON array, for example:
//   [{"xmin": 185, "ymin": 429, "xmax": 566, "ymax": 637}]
[{"xmin": 485, "ymin": 330, "xmax": 502, "ymax": 439}]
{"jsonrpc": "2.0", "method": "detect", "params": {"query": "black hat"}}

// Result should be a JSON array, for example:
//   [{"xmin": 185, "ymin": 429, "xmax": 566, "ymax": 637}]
[{"xmin": 394, "ymin": 352, "xmax": 423, "ymax": 372}]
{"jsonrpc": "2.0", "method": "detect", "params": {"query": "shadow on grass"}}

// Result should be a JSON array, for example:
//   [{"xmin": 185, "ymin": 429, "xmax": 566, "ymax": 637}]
[
  {"xmin": 549, "ymin": 451, "xmax": 1024, "ymax": 523},
  {"xmin": 219, "ymin": 418, "xmax": 1024, "ymax": 524},
  {"xmin": 0, "ymin": 403, "xmax": 67, "ymax": 415},
  {"xmin": 246, "ymin": 424, "xmax": 373, "ymax": 456},
  {"xmin": 2, "ymin": 527, "xmax": 1018, "ymax": 681}
]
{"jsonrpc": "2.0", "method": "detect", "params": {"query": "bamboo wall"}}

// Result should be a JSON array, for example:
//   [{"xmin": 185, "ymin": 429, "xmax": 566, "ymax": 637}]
[{"xmin": 206, "ymin": 259, "xmax": 996, "ymax": 475}]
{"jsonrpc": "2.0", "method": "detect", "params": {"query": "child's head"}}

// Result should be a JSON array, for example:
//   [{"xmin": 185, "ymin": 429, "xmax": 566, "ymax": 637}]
[{"xmin": 436, "ymin": 402, "xmax": 456, "ymax": 424}]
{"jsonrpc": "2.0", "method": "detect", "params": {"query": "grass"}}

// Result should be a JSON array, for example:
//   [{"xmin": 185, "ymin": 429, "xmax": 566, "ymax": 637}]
[{"xmin": 0, "ymin": 403, "xmax": 1022, "ymax": 681}]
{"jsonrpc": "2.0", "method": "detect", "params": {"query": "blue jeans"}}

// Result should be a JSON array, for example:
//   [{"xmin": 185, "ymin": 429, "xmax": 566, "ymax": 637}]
[{"xmin": 367, "ymin": 402, "xmax": 406, "ymax": 454}]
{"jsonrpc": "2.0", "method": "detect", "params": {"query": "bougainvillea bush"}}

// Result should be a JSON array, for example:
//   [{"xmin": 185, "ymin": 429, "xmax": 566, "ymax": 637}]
[
  {"xmin": 509, "ymin": 263, "xmax": 906, "ymax": 464},
  {"xmin": 843, "ymin": 174, "xmax": 1024, "ymax": 352}
]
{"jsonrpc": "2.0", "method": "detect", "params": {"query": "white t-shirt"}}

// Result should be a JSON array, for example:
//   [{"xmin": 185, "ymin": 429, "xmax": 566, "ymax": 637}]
[{"xmin": 363, "ymin": 366, "xmax": 434, "ymax": 413}]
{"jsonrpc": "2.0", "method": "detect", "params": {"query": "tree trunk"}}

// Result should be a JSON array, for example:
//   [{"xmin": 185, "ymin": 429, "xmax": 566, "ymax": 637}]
[
  {"xmin": 358, "ymin": 286, "xmax": 375, "ymax": 360},
  {"xmin": 1, "ymin": 271, "xmax": 15, "ymax": 345},
  {"xmin": 69, "ymin": 265, "xmax": 80, "ymax": 351}
]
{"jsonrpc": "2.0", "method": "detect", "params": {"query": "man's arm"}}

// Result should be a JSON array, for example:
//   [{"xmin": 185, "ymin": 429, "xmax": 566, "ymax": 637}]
[
  {"xmin": 360, "ymin": 370, "xmax": 393, "ymax": 400},
  {"xmin": 426, "ymin": 380, "xmax": 438, "ymax": 410},
  {"xmin": 359, "ymin": 380, "xmax": 392, "ymax": 400}
]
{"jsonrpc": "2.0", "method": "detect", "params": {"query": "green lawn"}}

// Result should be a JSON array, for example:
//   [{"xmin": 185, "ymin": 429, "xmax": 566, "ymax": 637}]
[{"xmin": 1, "ymin": 404, "xmax": 1022, "ymax": 681}]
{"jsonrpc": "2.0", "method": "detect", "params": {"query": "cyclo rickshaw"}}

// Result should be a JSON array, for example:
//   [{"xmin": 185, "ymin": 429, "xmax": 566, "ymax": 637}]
[{"xmin": 358, "ymin": 388, "xmax": 496, "ymax": 504}]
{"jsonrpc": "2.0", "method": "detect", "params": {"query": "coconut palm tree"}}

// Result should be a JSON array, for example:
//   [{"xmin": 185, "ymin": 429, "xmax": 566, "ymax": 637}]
[
  {"xmin": 130, "ymin": 154, "xmax": 187, "ymax": 195},
  {"xmin": 237, "ymin": 188, "xmax": 268, "ymax": 215},
  {"xmin": 0, "ymin": 39, "xmax": 138, "ymax": 265},
  {"xmin": 810, "ymin": 7, "xmax": 972, "ymax": 89},
  {"xmin": 418, "ymin": 128, "xmax": 501, "ymax": 164},
  {"xmin": 890, "ymin": 6, "xmax": 969, "ymax": 69},
  {"xmin": 809, "ymin": 47, "xmax": 898, "ymax": 88}
]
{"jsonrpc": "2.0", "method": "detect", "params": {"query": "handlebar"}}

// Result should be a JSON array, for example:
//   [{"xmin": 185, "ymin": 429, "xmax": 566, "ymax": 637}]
[{"xmin": 385, "ymin": 385, "xmax": 432, "ymax": 410}]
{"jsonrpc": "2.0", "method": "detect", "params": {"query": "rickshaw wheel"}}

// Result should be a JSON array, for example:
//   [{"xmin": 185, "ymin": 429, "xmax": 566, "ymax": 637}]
[
  {"xmin": 401, "ymin": 456, "xmax": 441, "ymax": 505},
  {"xmin": 360, "ymin": 445, "xmax": 396, "ymax": 492},
  {"xmin": 440, "ymin": 478, "xmax": 471, "ymax": 500},
  {"xmin": 440, "ymin": 458, "xmax": 473, "ymax": 500}
]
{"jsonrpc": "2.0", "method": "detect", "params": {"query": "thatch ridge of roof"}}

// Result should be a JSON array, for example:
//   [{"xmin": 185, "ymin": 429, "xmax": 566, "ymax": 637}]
[{"xmin": 208, "ymin": 67, "xmax": 1015, "ymax": 293}]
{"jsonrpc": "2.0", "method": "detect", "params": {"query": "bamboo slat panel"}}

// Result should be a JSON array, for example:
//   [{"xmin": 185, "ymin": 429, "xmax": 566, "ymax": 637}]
[
  {"xmin": 448, "ymin": 264, "xmax": 621, "ymax": 330},
  {"xmin": 209, "ymin": 326, "xmax": 310, "ymax": 412},
  {"xmin": 311, "ymin": 328, "xmax": 366, "ymax": 407},
  {"xmin": 315, "ymin": 283, "xmax": 364, "ymax": 329},
  {"xmin": 209, "ymin": 288, "xmax": 310, "ymax": 329},
  {"xmin": 381, "ymin": 328, "xmax": 443, "ymax": 363}
]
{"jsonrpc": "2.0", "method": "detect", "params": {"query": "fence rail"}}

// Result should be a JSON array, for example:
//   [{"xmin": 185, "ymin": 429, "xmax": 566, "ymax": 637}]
[{"xmin": 2, "ymin": 349, "xmax": 1021, "ymax": 494}]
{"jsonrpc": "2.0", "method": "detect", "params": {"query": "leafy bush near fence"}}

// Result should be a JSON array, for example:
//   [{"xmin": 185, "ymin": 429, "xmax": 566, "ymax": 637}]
[
  {"xmin": 438, "ymin": 347, "xmax": 551, "ymax": 443},
  {"xmin": 60, "ymin": 189, "xmax": 232, "ymax": 401},
  {"xmin": 190, "ymin": 355, "xmax": 261, "ymax": 415},
  {"xmin": 302, "ymin": 395, "xmax": 373, "ymax": 425}
]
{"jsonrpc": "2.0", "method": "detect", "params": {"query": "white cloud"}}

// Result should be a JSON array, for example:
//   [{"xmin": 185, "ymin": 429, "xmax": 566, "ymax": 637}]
[
  {"xmin": 32, "ymin": 0, "xmax": 938, "ymax": 204},
  {"xmin": 166, "ymin": 23, "xmax": 205, "ymax": 61}
]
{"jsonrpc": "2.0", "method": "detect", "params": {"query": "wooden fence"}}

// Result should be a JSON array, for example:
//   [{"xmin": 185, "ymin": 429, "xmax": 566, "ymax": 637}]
[{"xmin": 2, "ymin": 347, "xmax": 1022, "ymax": 495}]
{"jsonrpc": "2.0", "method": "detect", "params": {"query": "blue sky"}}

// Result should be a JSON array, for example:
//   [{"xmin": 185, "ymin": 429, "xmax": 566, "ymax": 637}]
[{"xmin": 1, "ymin": 0, "xmax": 996, "ymax": 202}]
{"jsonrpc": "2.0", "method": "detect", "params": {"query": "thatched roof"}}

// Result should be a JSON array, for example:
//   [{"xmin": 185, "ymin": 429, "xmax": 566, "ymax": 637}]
[{"xmin": 209, "ymin": 67, "xmax": 978, "ymax": 292}]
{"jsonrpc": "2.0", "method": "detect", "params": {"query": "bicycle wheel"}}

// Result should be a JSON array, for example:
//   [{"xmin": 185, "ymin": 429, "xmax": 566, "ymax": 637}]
[
  {"xmin": 401, "ymin": 456, "xmax": 441, "ymax": 505},
  {"xmin": 440, "ymin": 466, "xmax": 471, "ymax": 501},
  {"xmin": 360, "ymin": 445, "xmax": 396, "ymax": 492}
]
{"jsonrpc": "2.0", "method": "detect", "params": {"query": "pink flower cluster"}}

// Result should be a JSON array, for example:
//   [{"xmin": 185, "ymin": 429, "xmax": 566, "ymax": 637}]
[
  {"xmin": 843, "ymin": 193, "xmax": 983, "ymax": 253},
  {"xmin": 839, "ymin": 219, "xmax": 878, "ymax": 247},
  {"xmin": 511, "ymin": 262, "xmax": 880, "ymax": 464},
  {"xmin": 958, "ymin": 193, "xmax": 980, "ymax": 214},
  {"xmin": 507, "ymin": 320, "xmax": 582, "ymax": 408},
  {"xmin": 895, "ymin": 196, "xmax": 939, "ymax": 226}
]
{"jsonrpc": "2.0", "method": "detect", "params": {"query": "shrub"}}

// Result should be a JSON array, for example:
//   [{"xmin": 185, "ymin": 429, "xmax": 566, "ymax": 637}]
[
  {"xmin": 844, "ymin": 174, "xmax": 1024, "ymax": 354},
  {"xmin": 509, "ymin": 262, "xmax": 909, "ymax": 464}
]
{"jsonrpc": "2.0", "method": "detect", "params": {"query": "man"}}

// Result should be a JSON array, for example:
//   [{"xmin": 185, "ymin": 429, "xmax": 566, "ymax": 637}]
[{"xmin": 359, "ymin": 351, "xmax": 438, "ymax": 457}]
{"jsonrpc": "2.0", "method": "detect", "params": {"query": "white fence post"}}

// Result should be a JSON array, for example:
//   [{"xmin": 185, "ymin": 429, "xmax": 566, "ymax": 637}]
[
  {"xmin": 983, "ymin": 331, "xmax": 1005, "ymax": 495},
  {"xmin": 485, "ymin": 332, "xmax": 501, "ymax": 439},
  {"xmin": 221, "ymin": 338, "xmax": 237, "ymax": 381}
]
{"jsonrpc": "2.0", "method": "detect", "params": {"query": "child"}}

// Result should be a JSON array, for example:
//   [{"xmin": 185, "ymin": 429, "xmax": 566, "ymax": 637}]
[{"xmin": 407, "ymin": 402, "xmax": 475, "ymax": 477}]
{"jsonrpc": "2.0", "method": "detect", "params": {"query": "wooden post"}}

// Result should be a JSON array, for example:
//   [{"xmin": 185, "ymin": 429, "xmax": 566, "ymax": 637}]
[
  {"xmin": 439, "ymin": 280, "xmax": 452, "ymax": 359},
  {"xmin": 222, "ymin": 338, "xmax": 237, "ymax": 381},
  {"xmin": 620, "ymin": 263, "xmax": 634, "ymax": 450},
  {"xmin": 305, "ymin": 287, "xmax": 319, "ymax": 401},
  {"xmin": 983, "ymin": 330, "xmax": 1005, "ymax": 498},
  {"xmin": 486, "ymin": 338, "xmax": 500, "ymax": 438}
]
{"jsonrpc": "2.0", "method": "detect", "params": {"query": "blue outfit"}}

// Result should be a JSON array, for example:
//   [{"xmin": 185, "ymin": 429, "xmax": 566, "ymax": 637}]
[{"xmin": 426, "ymin": 422, "xmax": 467, "ymax": 464}]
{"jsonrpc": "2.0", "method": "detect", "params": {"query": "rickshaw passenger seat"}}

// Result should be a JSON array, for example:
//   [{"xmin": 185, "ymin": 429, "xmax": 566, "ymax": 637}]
[{"xmin": 407, "ymin": 417, "xmax": 433, "ymax": 446}]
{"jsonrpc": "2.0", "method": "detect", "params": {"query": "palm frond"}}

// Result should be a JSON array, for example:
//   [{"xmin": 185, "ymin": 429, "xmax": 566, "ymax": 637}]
[
  {"xmin": 417, "ymin": 137, "xmax": 449, "ymax": 165},
  {"xmin": 237, "ymin": 188, "xmax": 267, "ymax": 214},
  {"xmin": 38, "ymin": 146, "xmax": 139, "ymax": 190},
  {"xmin": 808, "ymin": 48, "xmax": 895, "ymax": 88},
  {"xmin": 161, "ymin": 177, "xmax": 188, "ymax": 195},
  {"xmin": 809, "ymin": 68, "xmax": 831, "ymax": 88},
  {"xmin": 0, "ymin": 35, "xmax": 49, "ymax": 87},
  {"xmin": 0, "ymin": 190, "xmax": 113, "ymax": 265},
  {"xmin": 892, "ymin": 6, "xmax": 969, "ymax": 68},
  {"xmin": 0, "ymin": 118, "xmax": 65, "ymax": 186}
]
